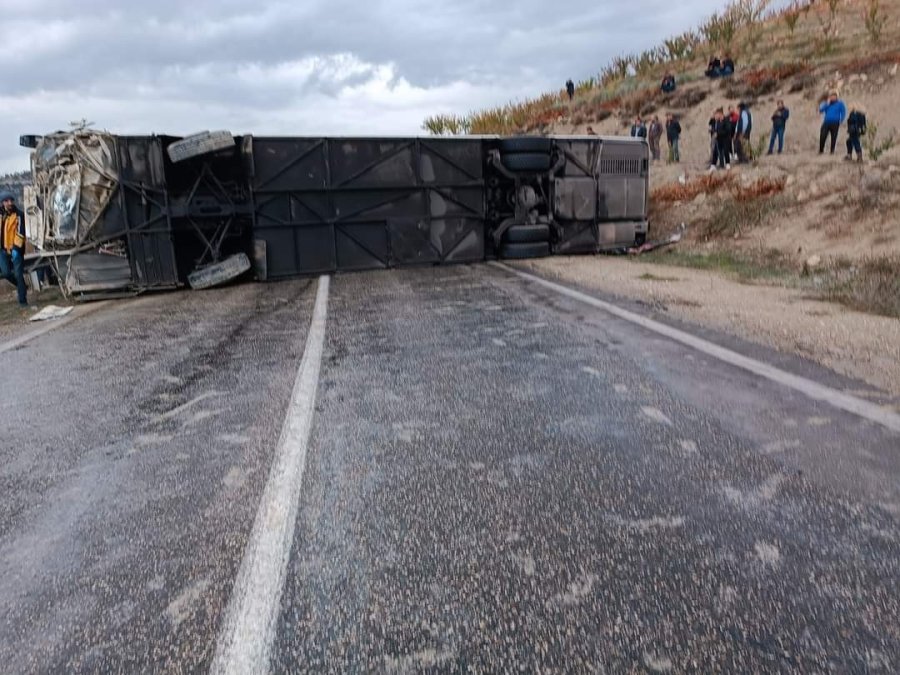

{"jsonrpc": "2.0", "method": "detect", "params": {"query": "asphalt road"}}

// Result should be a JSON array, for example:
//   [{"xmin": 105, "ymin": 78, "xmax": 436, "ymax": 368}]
[{"xmin": 0, "ymin": 265, "xmax": 897, "ymax": 673}]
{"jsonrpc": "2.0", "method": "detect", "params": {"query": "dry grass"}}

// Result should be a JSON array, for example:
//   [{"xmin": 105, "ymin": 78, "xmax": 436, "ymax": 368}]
[
  {"xmin": 731, "ymin": 176, "xmax": 787, "ymax": 201},
  {"xmin": 823, "ymin": 255, "xmax": 900, "ymax": 317},
  {"xmin": 651, "ymin": 173, "xmax": 735, "ymax": 203},
  {"xmin": 725, "ymin": 61, "xmax": 811, "ymax": 99},
  {"xmin": 703, "ymin": 193, "xmax": 789, "ymax": 238},
  {"xmin": 642, "ymin": 247, "xmax": 796, "ymax": 283}
]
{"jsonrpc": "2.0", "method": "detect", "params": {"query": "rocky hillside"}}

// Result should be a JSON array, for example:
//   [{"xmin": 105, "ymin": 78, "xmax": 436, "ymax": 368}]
[{"xmin": 427, "ymin": 0, "xmax": 900, "ymax": 274}]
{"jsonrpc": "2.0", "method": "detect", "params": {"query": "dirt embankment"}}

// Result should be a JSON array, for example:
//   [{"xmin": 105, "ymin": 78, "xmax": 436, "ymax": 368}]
[{"xmin": 546, "ymin": 0, "xmax": 900, "ymax": 270}]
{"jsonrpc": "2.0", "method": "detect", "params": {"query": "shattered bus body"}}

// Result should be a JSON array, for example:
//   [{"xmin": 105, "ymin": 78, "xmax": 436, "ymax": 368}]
[{"xmin": 21, "ymin": 130, "xmax": 649, "ymax": 297}]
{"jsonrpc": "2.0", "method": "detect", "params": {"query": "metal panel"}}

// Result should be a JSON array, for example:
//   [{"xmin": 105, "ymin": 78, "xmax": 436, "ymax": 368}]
[
  {"xmin": 250, "ymin": 137, "xmax": 485, "ymax": 277},
  {"xmin": 114, "ymin": 136, "xmax": 180, "ymax": 290},
  {"xmin": 596, "ymin": 139, "xmax": 649, "ymax": 222},
  {"xmin": 554, "ymin": 178, "xmax": 597, "ymax": 220}
]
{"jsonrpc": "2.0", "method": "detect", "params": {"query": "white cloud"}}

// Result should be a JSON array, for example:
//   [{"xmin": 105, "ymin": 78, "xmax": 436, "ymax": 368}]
[{"xmin": 1, "ymin": 0, "xmax": 720, "ymax": 173}]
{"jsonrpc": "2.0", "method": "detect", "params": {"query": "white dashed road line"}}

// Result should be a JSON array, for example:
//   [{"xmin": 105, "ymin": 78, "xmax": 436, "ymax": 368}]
[
  {"xmin": 211, "ymin": 275, "xmax": 330, "ymax": 675},
  {"xmin": 494, "ymin": 263, "xmax": 900, "ymax": 434}
]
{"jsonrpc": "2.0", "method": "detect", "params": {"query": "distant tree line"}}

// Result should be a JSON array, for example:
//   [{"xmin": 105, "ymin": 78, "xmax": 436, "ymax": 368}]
[{"xmin": 0, "ymin": 170, "xmax": 32, "ymax": 203}]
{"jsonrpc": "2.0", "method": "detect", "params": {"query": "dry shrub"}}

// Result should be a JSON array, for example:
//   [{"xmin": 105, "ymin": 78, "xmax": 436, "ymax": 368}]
[
  {"xmin": 788, "ymin": 72, "xmax": 817, "ymax": 93},
  {"xmin": 652, "ymin": 173, "xmax": 734, "ymax": 203},
  {"xmin": 599, "ymin": 97, "xmax": 622, "ymax": 111},
  {"xmin": 824, "ymin": 255, "xmax": 900, "ymax": 318},
  {"xmin": 727, "ymin": 62, "xmax": 809, "ymax": 99},
  {"xmin": 570, "ymin": 111, "xmax": 588, "ymax": 126},
  {"xmin": 731, "ymin": 176, "xmax": 787, "ymax": 201},
  {"xmin": 621, "ymin": 87, "xmax": 664, "ymax": 116},
  {"xmin": 703, "ymin": 193, "xmax": 787, "ymax": 237},
  {"xmin": 668, "ymin": 88, "xmax": 708, "ymax": 108},
  {"xmin": 839, "ymin": 50, "xmax": 900, "ymax": 74}
]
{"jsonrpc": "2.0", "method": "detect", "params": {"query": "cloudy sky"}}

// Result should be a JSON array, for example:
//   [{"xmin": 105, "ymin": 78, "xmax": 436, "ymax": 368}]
[{"xmin": 1, "ymin": 0, "xmax": 718, "ymax": 173}]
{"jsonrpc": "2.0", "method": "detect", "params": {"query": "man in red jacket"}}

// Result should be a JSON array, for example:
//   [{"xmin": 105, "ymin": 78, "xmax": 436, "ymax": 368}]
[{"xmin": 1, "ymin": 192, "xmax": 28, "ymax": 307}]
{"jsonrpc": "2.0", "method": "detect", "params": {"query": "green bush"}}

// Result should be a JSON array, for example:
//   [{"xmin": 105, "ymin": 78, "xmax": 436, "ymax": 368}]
[{"xmin": 864, "ymin": 122, "xmax": 897, "ymax": 161}]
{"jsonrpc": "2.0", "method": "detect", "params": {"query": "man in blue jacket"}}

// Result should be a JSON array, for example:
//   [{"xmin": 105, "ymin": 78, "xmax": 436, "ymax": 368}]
[
  {"xmin": 767, "ymin": 100, "xmax": 790, "ymax": 155},
  {"xmin": 0, "ymin": 192, "xmax": 28, "ymax": 307},
  {"xmin": 818, "ymin": 91, "xmax": 846, "ymax": 155}
]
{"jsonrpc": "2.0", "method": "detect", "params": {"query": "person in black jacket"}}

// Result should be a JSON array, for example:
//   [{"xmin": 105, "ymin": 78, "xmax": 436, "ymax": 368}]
[
  {"xmin": 767, "ymin": 100, "xmax": 790, "ymax": 155},
  {"xmin": 721, "ymin": 55, "xmax": 735, "ymax": 77},
  {"xmin": 705, "ymin": 56, "xmax": 721, "ymax": 78},
  {"xmin": 709, "ymin": 108, "xmax": 732, "ymax": 170},
  {"xmin": 630, "ymin": 116, "xmax": 647, "ymax": 139},
  {"xmin": 665, "ymin": 113, "xmax": 682, "ymax": 163},
  {"xmin": 565, "ymin": 79, "xmax": 575, "ymax": 101},
  {"xmin": 845, "ymin": 105, "xmax": 867, "ymax": 162},
  {"xmin": 661, "ymin": 72, "xmax": 676, "ymax": 93}
]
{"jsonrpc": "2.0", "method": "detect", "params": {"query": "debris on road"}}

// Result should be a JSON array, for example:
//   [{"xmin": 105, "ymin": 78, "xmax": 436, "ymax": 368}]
[
  {"xmin": 28, "ymin": 305, "xmax": 73, "ymax": 322},
  {"xmin": 627, "ymin": 224, "xmax": 684, "ymax": 255}
]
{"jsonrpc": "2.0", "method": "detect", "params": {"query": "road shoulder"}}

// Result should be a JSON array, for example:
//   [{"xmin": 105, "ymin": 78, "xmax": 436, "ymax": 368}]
[{"xmin": 517, "ymin": 256, "xmax": 900, "ymax": 399}]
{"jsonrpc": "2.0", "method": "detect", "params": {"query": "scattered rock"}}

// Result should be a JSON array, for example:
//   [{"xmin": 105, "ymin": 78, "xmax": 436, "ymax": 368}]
[
  {"xmin": 796, "ymin": 190, "xmax": 809, "ymax": 203},
  {"xmin": 891, "ymin": 63, "xmax": 898, "ymax": 77},
  {"xmin": 806, "ymin": 254, "xmax": 822, "ymax": 269},
  {"xmin": 849, "ymin": 73, "xmax": 861, "ymax": 83},
  {"xmin": 643, "ymin": 652, "xmax": 674, "ymax": 673},
  {"xmin": 785, "ymin": 174, "xmax": 796, "ymax": 187}
]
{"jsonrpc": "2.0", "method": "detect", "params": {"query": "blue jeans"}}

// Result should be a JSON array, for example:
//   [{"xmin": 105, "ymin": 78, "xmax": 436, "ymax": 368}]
[
  {"xmin": 0, "ymin": 249, "xmax": 27, "ymax": 305},
  {"xmin": 768, "ymin": 127, "xmax": 785, "ymax": 154}
]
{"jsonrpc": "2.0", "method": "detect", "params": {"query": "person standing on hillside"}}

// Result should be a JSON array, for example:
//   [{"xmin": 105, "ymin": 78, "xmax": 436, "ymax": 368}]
[
  {"xmin": 844, "ymin": 104, "xmax": 867, "ymax": 162},
  {"xmin": 630, "ymin": 116, "xmax": 647, "ymax": 139},
  {"xmin": 0, "ymin": 192, "xmax": 28, "ymax": 307},
  {"xmin": 818, "ymin": 91, "xmax": 846, "ymax": 155},
  {"xmin": 665, "ymin": 113, "xmax": 682, "ymax": 163},
  {"xmin": 767, "ymin": 100, "xmax": 790, "ymax": 154},
  {"xmin": 734, "ymin": 102, "xmax": 752, "ymax": 163},
  {"xmin": 565, "ymin": 79, "xmax": 575, "ymax": 101},
  {"xmin": 709, "ymin": 108, "xmax": 733, "ymax": 171},
  {"xmin": 647, "ymin": 116, "xmax": 663, "ymax": 160},
  {"xmin": 727, "ymin": 105, "xmax": 739, "ymax": 156}
]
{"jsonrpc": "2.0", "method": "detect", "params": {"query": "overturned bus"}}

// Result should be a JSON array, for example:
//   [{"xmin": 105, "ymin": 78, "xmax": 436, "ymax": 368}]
[{"xmin": 21, "ymin": 129, "xmax": 649, "ymax": 296}]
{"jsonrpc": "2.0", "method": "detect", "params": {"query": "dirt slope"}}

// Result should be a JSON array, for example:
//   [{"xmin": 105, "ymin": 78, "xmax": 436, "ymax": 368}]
[{"xmin": 550, "ymin": 0, "xmax": 900, "ymax": 264}]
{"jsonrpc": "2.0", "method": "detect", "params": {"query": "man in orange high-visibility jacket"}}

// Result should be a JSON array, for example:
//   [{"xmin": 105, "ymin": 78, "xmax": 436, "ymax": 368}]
[{"xmin": 0, "ymin": 192, "xmax": 27, "ymax": 307}]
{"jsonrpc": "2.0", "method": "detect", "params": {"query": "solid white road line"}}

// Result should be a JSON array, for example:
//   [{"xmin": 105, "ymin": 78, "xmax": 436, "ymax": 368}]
[
  {"xmin": 494, "ymin": 263, "xmax": 900, "ymax": 434},
  {"xmin": 0, "ymin": 301, "xmax": 111, "ymax": 355},
  {"xmin": 211, "ymin": 275, "xmax": 330, "ymax": 675}
]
